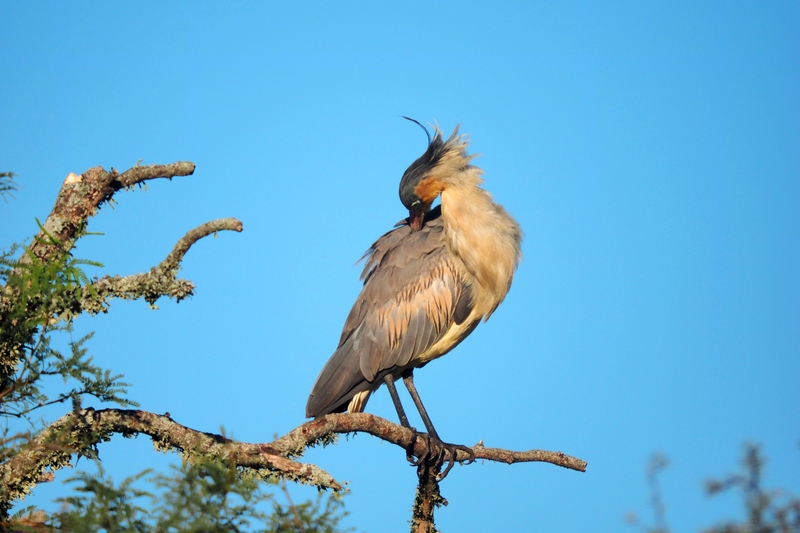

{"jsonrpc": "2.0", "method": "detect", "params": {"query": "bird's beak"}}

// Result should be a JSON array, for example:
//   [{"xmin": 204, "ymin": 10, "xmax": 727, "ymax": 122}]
[{"xmin": 409, "ymin": 204, "xmax": 425, "ymax": 231}]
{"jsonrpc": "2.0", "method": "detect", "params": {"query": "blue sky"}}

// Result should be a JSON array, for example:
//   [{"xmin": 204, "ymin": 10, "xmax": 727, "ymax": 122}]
[{"xmin": 1, "ymin": 2, "xmax": 798, "ymax": 531}]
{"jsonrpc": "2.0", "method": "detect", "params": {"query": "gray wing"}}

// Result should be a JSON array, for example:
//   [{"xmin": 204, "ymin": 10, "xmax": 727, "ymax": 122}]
[{"xmin": 306, "ymin": 210, "xmax": 474, "ymax": 418}]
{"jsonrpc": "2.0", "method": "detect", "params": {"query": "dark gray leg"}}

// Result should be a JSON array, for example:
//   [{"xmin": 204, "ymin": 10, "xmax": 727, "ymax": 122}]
[
  {"xmin": 384, "ymin": 374, "xmax": 427, "ymax": 465},
  {"xmin": 401, "ymin": 369, "xmax": 475, "ymax": 479},
  {"xmin": 383, "ymin": 374, "xmax": 411, "ymax": 428},
  {"xmin": 401, "ymin": 370, "xmax": 441, "ymax": 440}
]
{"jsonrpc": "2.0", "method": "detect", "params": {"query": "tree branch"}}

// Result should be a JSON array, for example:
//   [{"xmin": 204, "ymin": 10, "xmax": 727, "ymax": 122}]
[
  {"xmin": 118, "ymin": 162, "xmax": 196, "ymax": 189},
  {"xmin": 0, "ymin": 408, "xmax": 341, "ymax": 516},
  {"xmin": 28, "ymin": 161, "xmax": 196, "ymax": 263},
  {"xmin": 82, "ymin": 218, "xmax": 244, "ymax": 311},
  {"xmin": 276, "ymin": 413, "xmax": 587, "ymax": 472},
  {"xmin": 1, "ymin": 162, "xmax": 238, "ymax": 380},
  {"xmin": 0, "ymin": 409, "xmax": 586, "ymax": 528},
  {"xmin": 277, "ymin": 413, "xmax": 587, "ymax": 533},
  {"xmin": 412, "ymin": 459, "xmax": 446, "ymax": 533}
]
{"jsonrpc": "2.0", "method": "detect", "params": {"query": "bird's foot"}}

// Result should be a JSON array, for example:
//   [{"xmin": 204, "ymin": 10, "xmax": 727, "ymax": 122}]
[
  {"xmin": 407, "ymin": 433, "xmax": 475, "ymax": 480},
  {"xmin": 429, "ymin": 440, "xmax": 475, "ymax": 480}
]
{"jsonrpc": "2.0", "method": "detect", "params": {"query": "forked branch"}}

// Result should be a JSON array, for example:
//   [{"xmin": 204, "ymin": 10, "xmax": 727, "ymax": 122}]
[{"xmin": 28, "ymin": 161, "xmax": 197, "ymax": 263}]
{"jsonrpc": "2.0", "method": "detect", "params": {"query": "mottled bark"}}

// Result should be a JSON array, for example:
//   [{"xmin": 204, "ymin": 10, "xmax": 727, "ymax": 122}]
[
  {"xmin": 282, "ymin": 413, "xmax": 587, "ymax": 473},
  {"xmin": 1, "ymin": 162, "xmax": 237, "ymax": 379},
  {"xmin": 278, "ymin": 412, "xmax": 587, "ymax": 533},
  {"xmin": 28, "ymin": 162, "xmax": 197, "ymax": 264},
  {"xmin": 1, "ymin": 409, "xmax": 586, "ymax": 529}
]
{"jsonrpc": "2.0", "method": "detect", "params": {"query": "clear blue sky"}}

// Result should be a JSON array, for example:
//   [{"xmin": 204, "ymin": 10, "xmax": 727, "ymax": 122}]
[{"xmin": 2, "ymin": 2, "xmax": 798, "ymax": 531}]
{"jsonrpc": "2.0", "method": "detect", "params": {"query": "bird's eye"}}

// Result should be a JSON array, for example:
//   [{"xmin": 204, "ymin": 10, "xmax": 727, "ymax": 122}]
[{"xmin": 411, "ymin": 200, "xmax": 421, "ymax": 207}]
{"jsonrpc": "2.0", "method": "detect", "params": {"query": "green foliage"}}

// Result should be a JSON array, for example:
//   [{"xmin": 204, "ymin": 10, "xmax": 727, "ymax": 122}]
[
  {"xmin": 0, "ymin": 172, "xmax": 19, "ymax": 201},
  {"xmin": 1, "ymin": 225, "xmax": 136, "ymax": 438},
  {"xmin": 54, "ymin": 465, "xmax": 153, "ymax": 533},
  {"xmin": 266, "ymin": 487, "xmax": 352, "ymax": 533},
  {"xmin": 48, "ymin": 459, "xmax": 354, "ymax": 533},
  {"xmin": 0, "ymin": 324, "xmax": 137, "ymax": 421},
  {"xmin": 1, "ymin": 220, "xmax": 103, "ymax": 333},
  {"xmin": 152, "ymin": 457, "xmax": 274, "ymax": 533}
]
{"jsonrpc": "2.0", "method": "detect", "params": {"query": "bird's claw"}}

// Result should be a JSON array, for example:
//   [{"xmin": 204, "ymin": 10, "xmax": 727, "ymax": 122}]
[
  {"xmin": 433, "ymin": 441, "xmax": 475, "ymax": 480},
  {"xmin": 407, "ymin": 432, "xmax": 475, "ymax": 480}
]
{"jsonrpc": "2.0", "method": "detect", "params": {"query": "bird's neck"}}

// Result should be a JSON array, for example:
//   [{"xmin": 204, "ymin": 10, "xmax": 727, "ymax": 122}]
[{"xmin": 439, "ymin": 170, "xmax": 522, "ymax": 318}]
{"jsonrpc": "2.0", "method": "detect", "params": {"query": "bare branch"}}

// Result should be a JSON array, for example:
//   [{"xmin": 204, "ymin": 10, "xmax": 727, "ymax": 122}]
[
  {"xmin": 162, "ymin": 218, "xmax": 244, "ymax": 270},
  {"xmin": 275, "ymin": 413, "xmax": 588, "ymax": 473},
  {"xmin": 82, "ymin": 218, "xmax": 244, "ymax": 311},
  {"xmin": 1, "ymin": 162, "xmax": 238, "ymax": 403},
  {"xmin": 118, "ymin": 161, "xmax": 196, "ymax": 189},
  {"xmin": 412, "ymin": 460, "xmax": 446, "ymax": 533},
  {"xmin": 471, "ymin": 442, "xmax": 588, "ymax": 471}
]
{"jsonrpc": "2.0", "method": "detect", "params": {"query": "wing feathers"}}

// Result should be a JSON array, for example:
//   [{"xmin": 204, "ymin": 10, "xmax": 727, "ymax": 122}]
[
  {"xmin": 307, "ymin": 208, "xmax": 476, "ymax": 417},
  {"xmin": 306, "ymin": 334, "xmax": 363, "ymax": 417}
]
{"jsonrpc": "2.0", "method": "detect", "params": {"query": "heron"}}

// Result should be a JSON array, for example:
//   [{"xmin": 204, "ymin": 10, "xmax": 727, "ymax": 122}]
[{"xmin": 306, "ymin": 122, "xmax": 522, "ymax": 470}]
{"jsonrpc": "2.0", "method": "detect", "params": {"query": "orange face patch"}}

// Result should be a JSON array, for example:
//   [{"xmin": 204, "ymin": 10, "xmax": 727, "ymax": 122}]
[{"xmin": 414, "ymin": 176, "xmax": 445, "ymax": 204}]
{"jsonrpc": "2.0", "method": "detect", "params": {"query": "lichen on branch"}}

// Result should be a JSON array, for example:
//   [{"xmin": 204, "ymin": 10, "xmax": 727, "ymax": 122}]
[
  {"xmin": 0, "ymin": 408, "xmax": 342, "ymax": 516},
  {"xmin": 29, "ymin": 162, "xmax": 197, "ymax": 264},
  {"xmin": 82, "ymin": 218, "xmax": 244, "ymax": 312}
]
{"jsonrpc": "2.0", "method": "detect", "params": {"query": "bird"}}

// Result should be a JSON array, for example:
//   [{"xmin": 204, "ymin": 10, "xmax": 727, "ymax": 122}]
[{"xmin": 306, "ymin": 122, "xmax": 522, "ymax": 461}]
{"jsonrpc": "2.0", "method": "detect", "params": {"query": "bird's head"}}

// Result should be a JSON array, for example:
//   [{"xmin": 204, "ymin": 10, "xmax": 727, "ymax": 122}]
[{"xmin": 399, "ymin": 119, "xmax": 475, "ymax": 231}]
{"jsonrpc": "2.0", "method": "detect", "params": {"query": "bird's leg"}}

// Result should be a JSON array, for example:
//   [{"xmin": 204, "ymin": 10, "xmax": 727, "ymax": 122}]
[
  {"xmin": 400, "ymin": 370, "xmax": 440, "ymax": 440},
  {"xmin": 383, "ymin": 374, "xmax": 411, "ymax": 427},
  {"xmin": 383, "ymin": 374, "xmax": 424, "ymax": 464},
  {"xmin": 401, "ymin": 370, "xmax": 475, "ymax": 478}
]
